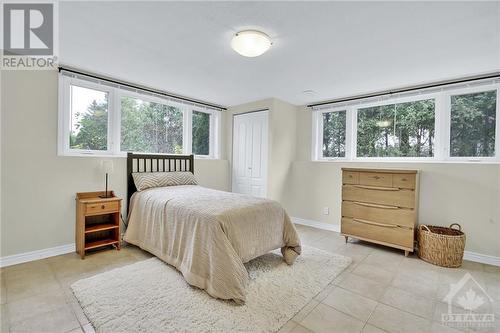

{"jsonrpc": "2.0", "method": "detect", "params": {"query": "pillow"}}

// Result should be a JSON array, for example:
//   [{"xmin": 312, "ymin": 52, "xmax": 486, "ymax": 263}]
[{"xmin": 132, "ymin": 172, "xmax": 197, "ymax": 191}]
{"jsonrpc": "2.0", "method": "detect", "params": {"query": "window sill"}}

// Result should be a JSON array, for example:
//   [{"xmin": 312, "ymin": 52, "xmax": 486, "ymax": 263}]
[
  {"xmin": 58, "ymin": 152, "xmax": 121, "ymax": 158},
  {"xmin": 58, "ymin": 151, "xmax": 221, "ymax": 160}
]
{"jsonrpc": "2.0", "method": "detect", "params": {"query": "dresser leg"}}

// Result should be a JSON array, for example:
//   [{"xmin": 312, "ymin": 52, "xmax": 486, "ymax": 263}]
[
  {"xmin": 344, "ymin": 236, "xmax": 348, "ymax": 243},
  {"xmin": 404, "ymin": 250, "xmax": 409, "ymax": 257}
]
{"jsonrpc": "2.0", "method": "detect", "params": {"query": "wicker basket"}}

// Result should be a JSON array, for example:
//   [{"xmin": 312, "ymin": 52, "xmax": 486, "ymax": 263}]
[{"xmin": 417, "ymin": 223, "xmax": 466, "ymax": 268}]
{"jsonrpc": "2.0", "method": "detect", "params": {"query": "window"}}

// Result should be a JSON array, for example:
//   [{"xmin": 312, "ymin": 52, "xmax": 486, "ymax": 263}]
[
  {"xmin": 357, "ymin": 99, "xmax": 435, "ymax": 158},
  {"xmin": 69, "ymin": 85, "xmax": 109, "ymax": 151},
  {"xmin": 313, "ymin": 82, "xmax": 499, "ymax": 162},
  {"xmin": 450, "ymin": 90, "xmax": 497, "ymax": 157},
  {"xmin": 321, "ymin": 110, "xmax": 346, "ymax": 158},
  {"xmin": 120, "ymin": 96, "xmax": 183, "ymax": 154},
  {"xmin": 192, "ymin": 111, "xmax": 210, "ymax": 156},
  {"xmin": 59, "ymin": 75, "xmax": 221, "ymax": 158}
]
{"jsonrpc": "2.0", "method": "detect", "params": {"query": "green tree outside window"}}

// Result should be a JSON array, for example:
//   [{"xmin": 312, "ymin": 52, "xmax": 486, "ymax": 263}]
[
  {"xmin": 450, "ymin": 90, "xmax": 496, "ymax": 157},
  {"xmin": 192, "ymin": 111, "xmax": 210, "ymax": 155},
  {"xmin": 356, "ymin": 99, "xmax": 435, "ymax": 157}
]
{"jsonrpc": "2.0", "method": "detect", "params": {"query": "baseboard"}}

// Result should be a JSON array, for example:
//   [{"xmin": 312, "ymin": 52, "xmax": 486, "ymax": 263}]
[
  {"xmin": 291, "ymin": 217, "xmax": 340, "ymax": 233},
  {"xmin": 463, "ymin": 251, "xmax": 500, "ymax": 267},
  {"xmin": 1, "ymin": 231, "xmax": 498, "ymax": 268},
  {"xmin": 292, "ymin": 217, "xmax": 500, "ymax": 267},
  {"xmin": 0, "ymin": 243, "xmax": 75, "ymax": 268}
]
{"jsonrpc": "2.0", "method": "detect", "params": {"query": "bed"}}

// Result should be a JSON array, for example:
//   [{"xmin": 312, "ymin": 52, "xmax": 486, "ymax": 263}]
[{"xmin": 123, "ymin": 153, "xmax": 301, "ymax": 304}]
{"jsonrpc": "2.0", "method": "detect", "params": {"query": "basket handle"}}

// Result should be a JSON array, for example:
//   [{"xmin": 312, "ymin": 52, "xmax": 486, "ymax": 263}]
[
  {"xmin": 449, "ymin": 223, "xmax": 462, "ymax": 231},
  {"xmin": 419, "ymin": 224, "xmax": 431, "ymax": 232}
]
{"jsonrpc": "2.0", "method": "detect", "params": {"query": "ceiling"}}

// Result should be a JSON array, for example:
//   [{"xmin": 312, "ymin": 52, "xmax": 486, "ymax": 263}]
[{"xmin": 60, "ymin": 1, "xmax": 500, "ymax": 107}]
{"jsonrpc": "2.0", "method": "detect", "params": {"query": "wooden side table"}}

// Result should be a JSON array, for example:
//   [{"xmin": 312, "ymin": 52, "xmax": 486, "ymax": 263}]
[{"xmin": 76, "ymin": 191, "xmax": 122, "ymax": 259}]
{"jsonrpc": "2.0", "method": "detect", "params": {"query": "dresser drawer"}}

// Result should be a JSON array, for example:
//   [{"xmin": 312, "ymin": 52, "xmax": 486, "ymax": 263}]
[
  {"xmin": 342, "ymin": 201, "xmax": 415, "ymax": 227},
  {"xmin": 86, "ymin": 201, "xmax": 119, "ymax": 215},
  {"xmin": 341, "ymin": 217, "xmax": 414, "ymax": 249},
  {"xmin": 393, "ymin": 174, "xmax": 416, "ymax": 189},
  {"xmin": 342, "ymin": 185, "xmax": 415, "ymax": 209},
  {"xmin": 342, "ymin": 171, "xmax": 359, "ymax": 185},
  {"xmin": 359, "ymin": 172, "xmax": 393, "ymax": 187}
]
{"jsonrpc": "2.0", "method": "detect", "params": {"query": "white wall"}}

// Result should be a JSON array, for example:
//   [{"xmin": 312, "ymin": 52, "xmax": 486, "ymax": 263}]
[
  {"xmin": 281, "ymin": 106, "xmax": 500, "ymax": 257},
  {"xmin": 2, "ymin": 70, "xmax": 499, "ymax": 259},
  {"xmin": 0, "ymin": 70, "xmax": 229, "ymax": 257},
  {"xmin": 268, "ymin": 99, "xmax": 298, "ymax": 201}
]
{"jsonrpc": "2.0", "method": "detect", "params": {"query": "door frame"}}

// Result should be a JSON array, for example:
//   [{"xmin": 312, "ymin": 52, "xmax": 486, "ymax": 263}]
[{"xmin": 231, "ymin": 109, "xmax": 269, "ymax": 197}]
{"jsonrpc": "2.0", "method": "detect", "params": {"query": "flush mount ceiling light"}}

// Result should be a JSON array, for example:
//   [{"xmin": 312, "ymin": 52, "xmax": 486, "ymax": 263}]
[{"xmin": 231, "ymin": 30, "xmax": 272, "ymax": 57}]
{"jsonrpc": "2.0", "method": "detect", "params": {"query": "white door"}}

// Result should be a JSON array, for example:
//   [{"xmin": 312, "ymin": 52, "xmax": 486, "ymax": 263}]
[{"xmin": 232, "ymin": 111, "xmax": 268, "ymax": 197}]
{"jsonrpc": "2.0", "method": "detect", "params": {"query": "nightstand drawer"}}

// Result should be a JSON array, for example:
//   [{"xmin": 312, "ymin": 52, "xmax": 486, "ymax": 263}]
[{"xmin": 86, "ymin": 201, "xmax": 119, "ymax": 215}]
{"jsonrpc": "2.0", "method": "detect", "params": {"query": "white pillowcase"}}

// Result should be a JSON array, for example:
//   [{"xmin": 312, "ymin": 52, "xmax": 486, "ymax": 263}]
[{"xmin": 132, "ymin": 172, "xmax": 197, "ymax": 191}]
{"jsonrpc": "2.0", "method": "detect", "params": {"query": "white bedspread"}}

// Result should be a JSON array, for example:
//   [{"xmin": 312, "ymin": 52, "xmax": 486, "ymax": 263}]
[{"xmin": 124, "ymin": 185, "xmax": 301, "ymax": 303}]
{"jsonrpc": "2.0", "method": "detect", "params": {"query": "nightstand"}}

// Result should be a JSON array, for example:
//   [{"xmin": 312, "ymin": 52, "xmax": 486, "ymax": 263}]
[{"xmin": 76, "ymin": 191, "xmax": 122, "ymax": 259}]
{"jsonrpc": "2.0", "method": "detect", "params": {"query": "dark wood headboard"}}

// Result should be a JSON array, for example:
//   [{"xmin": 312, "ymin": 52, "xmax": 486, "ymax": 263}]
[{"xmin": 126, "ymin": 152, "xmax": 194, "ymax": 211}]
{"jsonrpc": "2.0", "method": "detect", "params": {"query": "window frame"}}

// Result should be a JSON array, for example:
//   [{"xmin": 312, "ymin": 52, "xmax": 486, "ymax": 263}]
[
  {"xmin": 312, "ymin": 106, "xmax": 350, "ymax": 161},
  {"xmin": 312, "ymin": 83, "xmax": 500, "ymax": 163},
  {"xmin": 190, "ymin": 107, "xmax": 220, "ymax": 159},
  {"xmin": 353, "ymin": 93, "xmax": 439, "ymax": 162},
  {"xmin": 58, "ymin": 75, "xmax": 221, "ymax": 159},
  {"xmin": 443, "ymin": 85, "xmax": 500, "ymax": 162},
  {"xmin": 58, "ymin": 76, "xmax": 115, "ymax": 156},
  {"xmin": 116, "ymin": 90, "xmax": 188, "ymax": 156}
]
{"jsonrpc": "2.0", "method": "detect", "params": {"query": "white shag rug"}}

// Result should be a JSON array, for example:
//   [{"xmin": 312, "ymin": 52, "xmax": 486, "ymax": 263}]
[{"xmin": 71, "ymin": 246, "xmax": 351, "ymax": 333}]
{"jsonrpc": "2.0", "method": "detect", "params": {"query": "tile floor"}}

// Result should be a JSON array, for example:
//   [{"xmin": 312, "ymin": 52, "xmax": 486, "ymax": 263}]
[{"xmin": 0, "ymin": 224, "xmax": 498, "ymax": 333}]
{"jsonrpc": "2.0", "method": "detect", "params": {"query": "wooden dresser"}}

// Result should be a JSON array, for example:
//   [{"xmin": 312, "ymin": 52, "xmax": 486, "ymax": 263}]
[{"xmin": 341, "ymin": 168, "xmax": 419, "ymax": 256}]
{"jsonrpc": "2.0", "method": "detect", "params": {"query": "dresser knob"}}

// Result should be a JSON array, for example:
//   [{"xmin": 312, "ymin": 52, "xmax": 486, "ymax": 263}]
[{"xmin": 101, "ymin": 205, "xmax": 105, "ymax": 209}]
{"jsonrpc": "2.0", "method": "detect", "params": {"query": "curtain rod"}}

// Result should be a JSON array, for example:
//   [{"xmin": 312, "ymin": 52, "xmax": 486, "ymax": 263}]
[
  {"xmin": 307, "ymin": 71, "xmax": 500, "ymax": 108},
  {"xmin": 58, "ymin": 66, "xmax": 227, "ymax": 111},
  {"xmin": 232, "ymin": 108, "xmax": 269, "ymax": 116}
]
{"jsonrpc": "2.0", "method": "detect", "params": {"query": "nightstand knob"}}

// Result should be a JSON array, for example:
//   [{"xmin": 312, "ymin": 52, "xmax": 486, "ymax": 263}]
[{"xmin": 101, "ymin": 205, "xmax": 105, "ymax": 209}]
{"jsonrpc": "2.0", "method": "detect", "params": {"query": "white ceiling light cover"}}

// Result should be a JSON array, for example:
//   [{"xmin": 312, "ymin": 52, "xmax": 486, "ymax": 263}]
[{"xmin": 231, "ymin": 30, "xmax": 272, "ymax": 57}]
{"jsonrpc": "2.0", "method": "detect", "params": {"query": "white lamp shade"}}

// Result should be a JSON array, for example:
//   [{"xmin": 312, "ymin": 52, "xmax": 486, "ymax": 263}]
[
  {"xmin": 101, "ymin": 160, "xmax": 114, "ymax": 174},
  {"xmin": 231, "ymin": 30, "xmax": 272, "ymax": 57}
]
